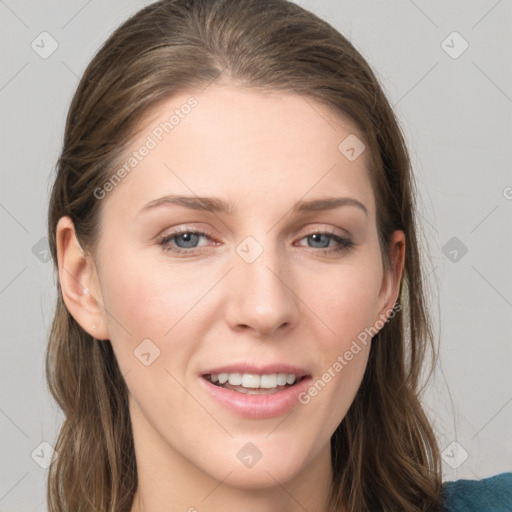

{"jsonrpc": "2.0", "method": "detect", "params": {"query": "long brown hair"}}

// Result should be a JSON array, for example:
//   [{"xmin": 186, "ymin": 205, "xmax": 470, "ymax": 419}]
[{"xmin": 46, "ymin": 0, "xmax": 443, "ymax": 510}]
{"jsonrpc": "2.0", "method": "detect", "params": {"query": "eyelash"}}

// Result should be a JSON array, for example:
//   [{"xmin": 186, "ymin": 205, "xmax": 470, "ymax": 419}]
[{"xmin": 157, "ymin": 227, "xmax": 355, "ymax": 256}]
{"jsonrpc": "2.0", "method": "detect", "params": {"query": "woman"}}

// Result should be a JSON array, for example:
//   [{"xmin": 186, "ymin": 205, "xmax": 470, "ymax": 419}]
[{"xmin": 46, "ymin": 0, "xmax": 512, "ymax": 510}]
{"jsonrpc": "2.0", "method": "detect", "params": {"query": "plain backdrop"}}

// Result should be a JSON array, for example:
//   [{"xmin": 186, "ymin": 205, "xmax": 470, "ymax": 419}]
[{"xmin": 1, "ymin": 0, "xmax": 511, "ymax": 510}]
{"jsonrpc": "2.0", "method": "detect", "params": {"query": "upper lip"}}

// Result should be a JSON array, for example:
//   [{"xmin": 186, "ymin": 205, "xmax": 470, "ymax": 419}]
[{"xmin": 201, "ymin": 363, "xmax": 310, "ymax": 378}]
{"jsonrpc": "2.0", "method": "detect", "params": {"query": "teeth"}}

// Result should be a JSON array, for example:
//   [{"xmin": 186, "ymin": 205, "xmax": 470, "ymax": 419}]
[
  {"xmin": 260, "ymin": 374, "xmax": 277, "ymax": 388},
  {"xmin": 276, "ymin": 373, "xmax": 287, "ymax": 386},
  {"xmin": 242, "ymin": 373, "xmax": 260, "ymax": 388},
  {"xmin": 227, "ymin": 373, "xmax": 242, "ymax": 386},
  {"xmin": 208, "ymin": 372, "xmax": 298, "ymax": 389},
  {"xmin": 286, "ymin": 374, "xmax": 296, "ymax": 385}
]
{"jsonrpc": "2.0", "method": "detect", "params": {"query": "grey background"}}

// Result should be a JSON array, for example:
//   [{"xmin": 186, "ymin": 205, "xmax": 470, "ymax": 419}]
[{"xmin": 1, "ymin": 0, "xmax": 511, "ymax": 510}]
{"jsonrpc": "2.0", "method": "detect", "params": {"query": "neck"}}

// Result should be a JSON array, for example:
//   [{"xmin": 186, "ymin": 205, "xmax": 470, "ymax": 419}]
[{"xmin": 129, "ymin": 409, "xmax": 334, "ymax": 512}]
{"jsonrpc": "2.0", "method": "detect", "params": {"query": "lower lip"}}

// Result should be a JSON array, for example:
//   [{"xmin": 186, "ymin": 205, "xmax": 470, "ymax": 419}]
[{"xmin": 199, "ymin": 376, "xmax": 312, "ymax": 419}]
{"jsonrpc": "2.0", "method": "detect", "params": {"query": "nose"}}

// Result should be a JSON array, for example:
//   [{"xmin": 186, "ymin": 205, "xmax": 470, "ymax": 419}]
[{"xmin": 224, "ymin": 243, "xmax": 300, "ymax": 337}]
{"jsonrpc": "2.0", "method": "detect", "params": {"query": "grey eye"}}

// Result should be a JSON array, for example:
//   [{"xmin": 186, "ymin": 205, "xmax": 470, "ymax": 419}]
[
  {"xmin": 173, "ymin": 232, "xmax": 201, "ymax": 248},
  {"xmin": 306, "ymin": 234, "xmax": 332, "ymax": 248}
]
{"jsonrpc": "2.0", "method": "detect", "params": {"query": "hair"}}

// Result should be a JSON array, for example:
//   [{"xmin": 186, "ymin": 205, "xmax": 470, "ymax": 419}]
[{"xmin": 46, "ymin": 0, "xmax": 443, "ymax": 510}]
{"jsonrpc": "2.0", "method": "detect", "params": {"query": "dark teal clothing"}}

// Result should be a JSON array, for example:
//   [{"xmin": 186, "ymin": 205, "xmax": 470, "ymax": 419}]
[{"xmin": 443, "ymin": 472, "xmax": 512, "ymax": 511}]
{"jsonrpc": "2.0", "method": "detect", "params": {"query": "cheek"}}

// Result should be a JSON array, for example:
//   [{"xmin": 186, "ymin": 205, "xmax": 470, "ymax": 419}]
[
  {"xmin": 97, "ymin": 254, "xmax": 205, "ymax": 416},
  {"xmin": 97, "ymin": 248, "xmax": 207, "ymax": 369},
  {"xmin": 302, "ymin": 254, "xmax": 383, "ymax": 348},
  {"xmin": 99, "ymin": 243, "xmax": 204, "ymax": 327},
  {"xmin": 296, "ymin": 253, "xmax": 381, "ymax": 421},
  {"xmin": 100, "ymin": 264, "xmax": 164, "ymax": 337}
]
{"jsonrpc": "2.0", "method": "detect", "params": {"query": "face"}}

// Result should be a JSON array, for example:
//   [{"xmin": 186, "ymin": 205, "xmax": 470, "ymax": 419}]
[{"xmin": 86, "ymin": 84, "xmax": 402, "ymax": 491}]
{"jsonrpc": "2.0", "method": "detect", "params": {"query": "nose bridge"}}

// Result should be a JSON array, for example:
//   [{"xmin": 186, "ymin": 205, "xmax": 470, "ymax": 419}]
[{"xmin": 226, "ymin": 236, "xmax": 299, "ymax": 335}]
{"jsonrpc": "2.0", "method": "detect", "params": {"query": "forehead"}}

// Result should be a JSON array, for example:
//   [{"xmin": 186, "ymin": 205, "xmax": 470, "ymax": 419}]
[{"xmin": 104, "ymin": 84, "xmax": 375, "ymax": 217}]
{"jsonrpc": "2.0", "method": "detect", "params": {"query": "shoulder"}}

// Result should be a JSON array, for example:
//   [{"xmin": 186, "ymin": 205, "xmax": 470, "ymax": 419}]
[{"xmin": 442, "ymin": 472, "xmax": 512, "ymax": 511}]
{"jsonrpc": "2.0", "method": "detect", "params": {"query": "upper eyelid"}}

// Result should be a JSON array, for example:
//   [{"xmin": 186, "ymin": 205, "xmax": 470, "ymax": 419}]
[
  {"xmin": 160, "ymin": 226, "xmax": 349, "ymax": 237},
  {"xmin": 300, "ymin": 226, "xmax": 348, "ymax": 237},
  {"xmin": 159, "ymin": 225, "xmax": 215, "ymax": 238}
]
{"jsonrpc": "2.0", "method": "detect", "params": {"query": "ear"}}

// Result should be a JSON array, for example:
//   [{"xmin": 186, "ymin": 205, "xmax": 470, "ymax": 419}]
[
  {"xmin": 56, "ymin": 216, "xmax": 110, "ymax": 340},
  {"xmin": 375, "ymin": 230, "xmax": 405, "ymax": 323}
]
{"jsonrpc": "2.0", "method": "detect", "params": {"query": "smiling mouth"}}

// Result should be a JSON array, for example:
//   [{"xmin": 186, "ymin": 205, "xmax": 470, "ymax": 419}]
[{"xmin": 203, "ymin": 373, "xmax": 308, "ymax": 395}]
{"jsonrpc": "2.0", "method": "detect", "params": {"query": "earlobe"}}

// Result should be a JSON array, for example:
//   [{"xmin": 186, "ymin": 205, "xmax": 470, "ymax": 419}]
[{"xmin": 56, "ymin": 217, "xmax": 110, "ymax": 340}]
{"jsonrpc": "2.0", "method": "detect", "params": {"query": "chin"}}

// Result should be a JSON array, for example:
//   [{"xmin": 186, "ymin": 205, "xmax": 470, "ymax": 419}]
[
  {"xmin": 195, "ymin": 439, "xmax": 315, "ymax": 490},
  {"xmin": 211, "ymin": 460, "xmax": 306, "ymax": 490}
]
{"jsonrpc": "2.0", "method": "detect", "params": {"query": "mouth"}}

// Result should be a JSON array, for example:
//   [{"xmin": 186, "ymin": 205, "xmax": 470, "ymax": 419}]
[
  {"xmin": 203, "ymin": 372, "xmax": 308, "ymax": 395},
  {"xmin": 199, "ymin": 364, "xmax": 312, "ymax": 418}
]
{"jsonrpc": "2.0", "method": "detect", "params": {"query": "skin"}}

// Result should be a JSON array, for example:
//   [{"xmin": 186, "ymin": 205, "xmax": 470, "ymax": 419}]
[{"xmin": 57, "ymin": 83, "xmax": 405, "ymax": 512}]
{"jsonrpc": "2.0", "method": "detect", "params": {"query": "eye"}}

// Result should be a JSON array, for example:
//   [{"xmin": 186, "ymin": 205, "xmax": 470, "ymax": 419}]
[
  {"xmin": 156, "ymin": 227, "xmax": 354, "ymax": 257},
  {"xmin": 172, "ymin": 232, "xmax": 203, "ymax": 249},
  {"xmin": 157, "ymin": 228, "xmax": 215, "ymax": 254},
  {"xmin": 296, "ymin": 231, "xmax": 354, "ymax": 254}
]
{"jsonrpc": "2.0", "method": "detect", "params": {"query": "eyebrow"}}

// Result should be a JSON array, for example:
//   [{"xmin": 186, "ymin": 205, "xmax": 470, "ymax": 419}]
[{"xmin": 137, "ymin": 194, "xmax": 368, "ymax": 218}]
